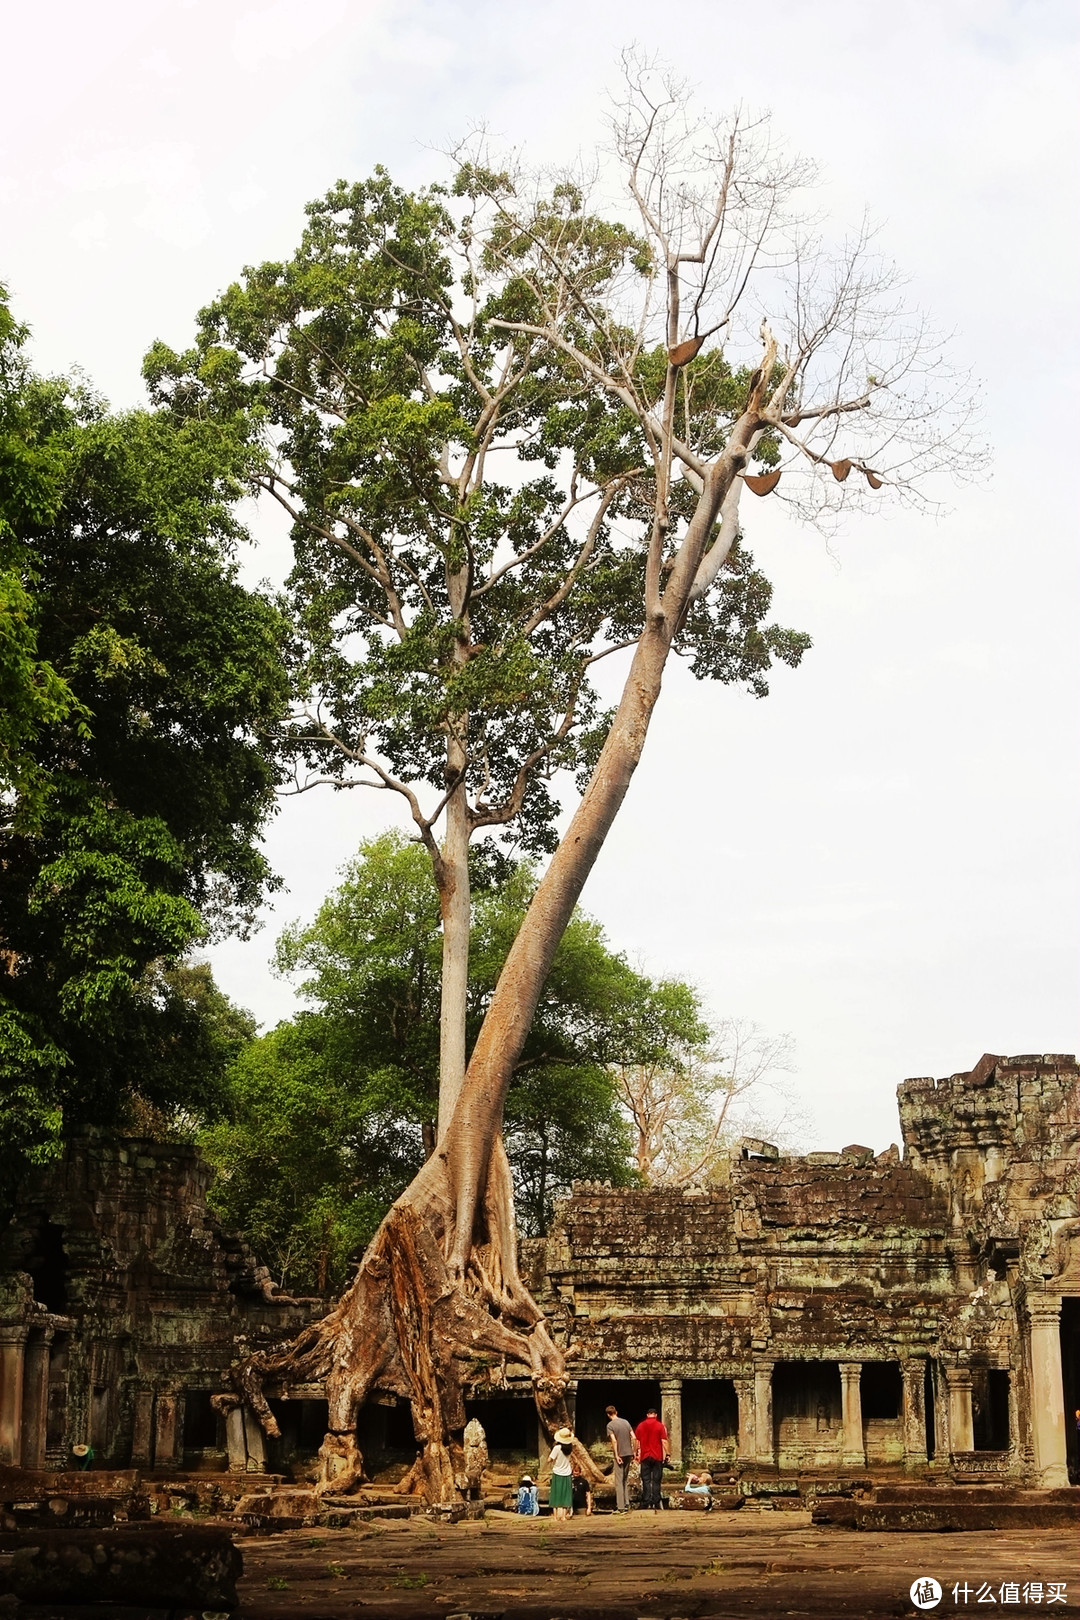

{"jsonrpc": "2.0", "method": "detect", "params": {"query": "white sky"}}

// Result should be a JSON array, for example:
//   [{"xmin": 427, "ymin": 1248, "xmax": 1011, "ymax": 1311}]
[{"xmin": 3, "ymin": 0, "xmax": 1077, "ymax": 1153}]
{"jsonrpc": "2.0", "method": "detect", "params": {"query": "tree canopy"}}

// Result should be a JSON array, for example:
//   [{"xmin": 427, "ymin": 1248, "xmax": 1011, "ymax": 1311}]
[
  {"xmin": 0, "ymin": 289, "xmax": 289, "ymax": 1188},
  {"xmin": 203, "ymin": 832, "xmax": 711, "ymax": 1291},
  {"xmin": 144, "ymin": 160, "xmax": 811, "ymax": 1145}
]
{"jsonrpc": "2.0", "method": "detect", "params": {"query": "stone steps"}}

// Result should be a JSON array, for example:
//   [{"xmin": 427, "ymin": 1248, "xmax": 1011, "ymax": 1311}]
[{"xmin": 812, "ymin": 1487, "xmax": 1080, "ymax": 1531}]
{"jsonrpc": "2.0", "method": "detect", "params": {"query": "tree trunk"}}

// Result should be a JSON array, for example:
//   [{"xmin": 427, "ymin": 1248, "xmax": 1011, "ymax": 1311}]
[
  {"xmin": 231, "ymin": 440, "xmax": 748, "ymax": 1503},
  {"xmin": 436, "ymin": 748, "xmax": 470, "ymax": 1141}
]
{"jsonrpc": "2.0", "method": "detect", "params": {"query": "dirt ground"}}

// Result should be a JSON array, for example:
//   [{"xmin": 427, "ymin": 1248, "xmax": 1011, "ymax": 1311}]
[{"xmin": 235, "ymin": 1507, "xmax": 1080, "ymax": 1619}]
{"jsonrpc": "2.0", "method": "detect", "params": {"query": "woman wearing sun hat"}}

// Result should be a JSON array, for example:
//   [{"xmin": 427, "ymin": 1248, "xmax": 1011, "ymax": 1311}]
[{"xmin": 547, "ymin": 1426, "xmax": 575, "ymax": 1520}]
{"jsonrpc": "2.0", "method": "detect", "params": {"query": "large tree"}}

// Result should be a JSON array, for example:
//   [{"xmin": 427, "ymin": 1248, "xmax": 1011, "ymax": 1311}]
[
  {"xmin": 153, "ymin": 63, "xmax": 978, "ymax": 1501},
  {"xmin": 203, "ymin": 833, "xmax": 701, "ymax": 1292},
  {"xmin": 0, "ymin": 290, "xmax": 288, "ymax": 1190}
]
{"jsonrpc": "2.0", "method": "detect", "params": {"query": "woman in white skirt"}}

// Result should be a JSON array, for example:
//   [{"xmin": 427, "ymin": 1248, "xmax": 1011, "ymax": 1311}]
[{"xmin": 548, "ymin": 1426, "xmax": 575, "ymax": 1520}]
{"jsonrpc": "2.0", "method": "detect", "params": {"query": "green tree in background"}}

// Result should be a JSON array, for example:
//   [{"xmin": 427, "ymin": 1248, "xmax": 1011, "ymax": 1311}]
[
  {"xmin": 0, "ymin": 288, "xmax": 86, "ymax": 827},
  {"xmin": 0, "ymin": 289, "xmax": 289, "ymax": 1189},
  {"xmin": 202, "ymin": 832, "xmax": 705, "ymax": 1290},
  {"xmin": 200, "ymin": 1015, "xmax": 424, "ymax": 1295}
]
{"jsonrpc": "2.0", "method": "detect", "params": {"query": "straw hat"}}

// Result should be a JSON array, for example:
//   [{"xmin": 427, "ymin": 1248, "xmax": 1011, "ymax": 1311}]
[{"xmin": 554, "ymin": 1426, "xmax": 574, "ymax": 1443}]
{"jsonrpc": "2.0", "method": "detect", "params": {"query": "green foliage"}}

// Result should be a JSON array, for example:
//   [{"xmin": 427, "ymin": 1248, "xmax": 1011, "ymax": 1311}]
[
  {"xmin": 0, "ymin": 293, "xmax": 289, "ymax": 1189},
  {"xmin": 0, "ymin": 289, "xmax": 87, "ymax": 823},
  {"xmin": 200, "ymin": 1015, "xmax": 422, "ymax": 1293},
  {"xmin": 204, "ymin": 832, "xmax": 707, "ymax": 1286},
  {"xmin": 146, "ymin": 170, "xmax": 809, "ymax": 857}
]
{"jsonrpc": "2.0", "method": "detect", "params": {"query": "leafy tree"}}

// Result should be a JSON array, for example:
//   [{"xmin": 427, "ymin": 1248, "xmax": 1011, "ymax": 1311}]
[
  {"xmin": 205, "ymin": 833, "xmax": 693, "ymax": 1290},
  {"xmin": 200, "ymin": 1015, "xmax": 425, "ymax": 1295},
  {"xmin": 162, "ymin": 63, "xmax": 978, "ymax": 1502},
  {"xmin": 0, "ymin": 292, "xmax": 289, "ymax": 1189},
  {"xmin": 0, "ymin": 288, "xmax": 86, "ymax": 825},
  {"xmin": 613, "ymin": 1018, "xmax": 798, "ymax": 1185},
  {"xmin": 145, "ymin": 164, "xmax": 806, "ymax": 1152}
]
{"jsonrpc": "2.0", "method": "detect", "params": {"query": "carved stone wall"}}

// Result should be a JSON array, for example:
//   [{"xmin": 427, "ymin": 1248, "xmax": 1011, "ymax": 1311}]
[
  {"xmin": 0, "ymin": 1129, "xmax": 323, "ymax": 1470},
  {"xmin": 532, "ymin": 1053, "xmax": 1078, "ymax": 1484},
  {"xmin": 1, "ymin": 1054, "xmax": 1076, "ymax": 1484}
]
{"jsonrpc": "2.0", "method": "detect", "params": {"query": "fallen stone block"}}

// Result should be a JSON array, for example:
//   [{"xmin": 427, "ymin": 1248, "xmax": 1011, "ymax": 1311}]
[{"xmin": 3, "ymin": 1524, "xmax": 241, "ymax": 1608}]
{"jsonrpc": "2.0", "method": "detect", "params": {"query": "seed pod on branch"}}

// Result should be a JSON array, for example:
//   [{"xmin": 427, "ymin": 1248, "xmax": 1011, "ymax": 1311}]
[{"xmin": 743, "ymin": 471, "xmax": 782, "ymax": 496}]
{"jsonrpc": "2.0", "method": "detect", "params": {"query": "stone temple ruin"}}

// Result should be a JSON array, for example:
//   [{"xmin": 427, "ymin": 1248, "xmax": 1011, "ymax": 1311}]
[{"xmin": 1, "ymin": 1053, "xmax": 1077, "ymax": 1495}]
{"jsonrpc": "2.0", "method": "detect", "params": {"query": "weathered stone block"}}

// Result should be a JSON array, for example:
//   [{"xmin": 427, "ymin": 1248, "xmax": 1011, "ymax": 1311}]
[{"xmin": 4, "ymin": 1523, "xmax": 241, "ymax": 1607}]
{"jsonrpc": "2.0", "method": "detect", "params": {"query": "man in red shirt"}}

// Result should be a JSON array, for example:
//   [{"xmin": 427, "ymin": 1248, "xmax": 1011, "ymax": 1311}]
[{"xmin": 634, "ymin": 1407, "xmax": 670, "ymax": 1510}]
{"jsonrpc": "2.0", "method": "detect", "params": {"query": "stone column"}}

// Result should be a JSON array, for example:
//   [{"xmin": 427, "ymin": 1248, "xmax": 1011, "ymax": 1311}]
[
  {"xmin": 225, "ymin": 1406, "xmax": 248, "ymax": 1472},
  {"xmin": 565, "ymin": 1381, "xmax": 578, "ymax": 1431},
  {"xmin": 19, "ymin": 1329, "xmax": 53, "ymax": 1470},
  {"xmin": 1007, "ymin": 1367, "xmax": 1022, "ymax": 1476},
  {"xmin": 839, "ymin": 1363, "xmax": 865, "ymax": 1468},
  {"xmin": 130, "ymin": 1390, "xmax": 154, "ymax": 1468},
  {"xmin": 733, "ymin": 1376, "xmax": 756, "ymax": 1464},
  {"xmin": 930, "ymin": 1361, "xmax": 948, "ymax": 1462},
  {"xmin": 660, "ymin": 1378, "xmax": 683, "ymax": 1467},
  {"xmin": 153, "ymin": 1393, "xmax": 182, "ymax": 1471},
  {"xmin": 901, "ymin": 1359, "xmax": 928, "ymax": 1470},
  {"xmin": 754, "ymin": 1361, "xmax": 774, "ymax": 1466},
  {"xmin": 0, "ymin": 1327, "xmax": 28, "ymax": 1466},
  {"xmin": 241, "ymin": 1404, "xmax": 268, "ymax": 1473},
  {"xmin": 1025, "ymin": 1294, "xmax": 1068, "ymax": 1487},
  {"xmin": 945, "ymin": 1366, "xmax": 974, "ymax": 1455}
]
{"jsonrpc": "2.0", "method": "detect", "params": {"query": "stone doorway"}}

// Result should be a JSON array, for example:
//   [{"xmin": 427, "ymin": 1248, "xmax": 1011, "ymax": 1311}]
[
  {"xmin": 681, "ymin": 1378, "xmax": 738, "ymax": 1468},
  {"xmin": 773, "ymin": 1362, "xmax": 841, "ymax": 1468},
  {"xmin": 573, "ymin": 1379, "xmax": 661, "ymax": 1456},
  {"xmin": 463, "ymin": 1395, "xmax": 534, "ymax": 1467},
  {"xmin": 971, "ymin": 1367, "xmax": 1010, "ymax": 1452},
  {"xmin": 265, "ymin": 1396, "xmax": 330, "ymax": 1472},
  {"xmin": 861, "ymin": 1362, "xmax": 903, "ymax": 1463}
]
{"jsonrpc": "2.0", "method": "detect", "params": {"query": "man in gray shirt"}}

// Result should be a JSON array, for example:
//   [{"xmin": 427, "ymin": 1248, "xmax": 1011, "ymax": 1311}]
[{"xmin": 605, "ymin": 1404, "xmax": 637, "ymax": 1512}]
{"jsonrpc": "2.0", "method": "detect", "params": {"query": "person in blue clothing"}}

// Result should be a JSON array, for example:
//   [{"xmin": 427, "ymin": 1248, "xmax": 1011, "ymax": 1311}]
[{"xmin": 515, "ymin": 1475, "xmax": 539, "ymax": 1515}]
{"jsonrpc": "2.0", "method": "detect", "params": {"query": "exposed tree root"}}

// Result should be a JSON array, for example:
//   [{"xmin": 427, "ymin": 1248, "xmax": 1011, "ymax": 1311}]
[{"xmin": 225, "ymin": 1138, "xmax": 604, "ymax": 1505}]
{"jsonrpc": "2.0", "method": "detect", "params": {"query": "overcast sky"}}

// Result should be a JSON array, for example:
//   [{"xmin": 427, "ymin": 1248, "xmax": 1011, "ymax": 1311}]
[{"xmin": 3, "ymin": 0, "xmax": 1077, "ymax": 1153}]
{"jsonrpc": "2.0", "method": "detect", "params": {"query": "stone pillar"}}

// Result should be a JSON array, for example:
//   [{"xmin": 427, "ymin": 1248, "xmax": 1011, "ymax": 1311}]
[
  {"xmin": 565, "ymin": 1381, "xmax": 578, "ymax": 1431},
  {"xmin": 839, "ymin": 1363, "xmax": 865, "ymax": 1468},
  {"xmin": 153, "ymin": 1394, "xmax": 182, "ymax": 1471},
  {"xmin": 945, "ymin": 1366, "xmax": 974, "ymax": 1455},
  {"xmin": 733, "ymin": 1376, "xmax": 756, "ymax": 1464},
  {"xmin": 241, "ymin": 1405, "xmax": 267, "ymax": 1473},
  {"xmin": 1026, "ymin": 1294, "xmax": 1068, "ymax": 1487},
  {"xmin": 225, "ymin": 1407, "xmax": 247, "ymax": 1472},
  {"xmin": 754, "ymin": 1361, "xmax": 774, "ymax": 1466},
  {"xmin": 20, "ymin": 1329, "xmax": 53, "ymax": 1471},
  {"xmin": 1007, "ymin": 1367, "xmax": 1022, "ymax": 1475},
  {"xmin": 130, "ymin": 1390, "xmax": 154, "ymax": 1468},
  {"xmin": 930, "ymin": 1361, "xmax": 948, "ymax": 1462},
  {"xmin": 901, "ymin": 1359, "xmax": 928, "ymax": 1470},
  {"xmin": 0, "ymin": 1327, "xmax": 28, "ymax": 1466},
  {"xmin": 660, "ymin": 1378, "xmax": 683, "ymax": 1467}
]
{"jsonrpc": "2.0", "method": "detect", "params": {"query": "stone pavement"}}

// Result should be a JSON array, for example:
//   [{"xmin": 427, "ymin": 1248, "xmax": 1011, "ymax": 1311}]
[{"xmin": 234, "ymin": 1506, "xmax": 1080, "ymax": 1618}]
